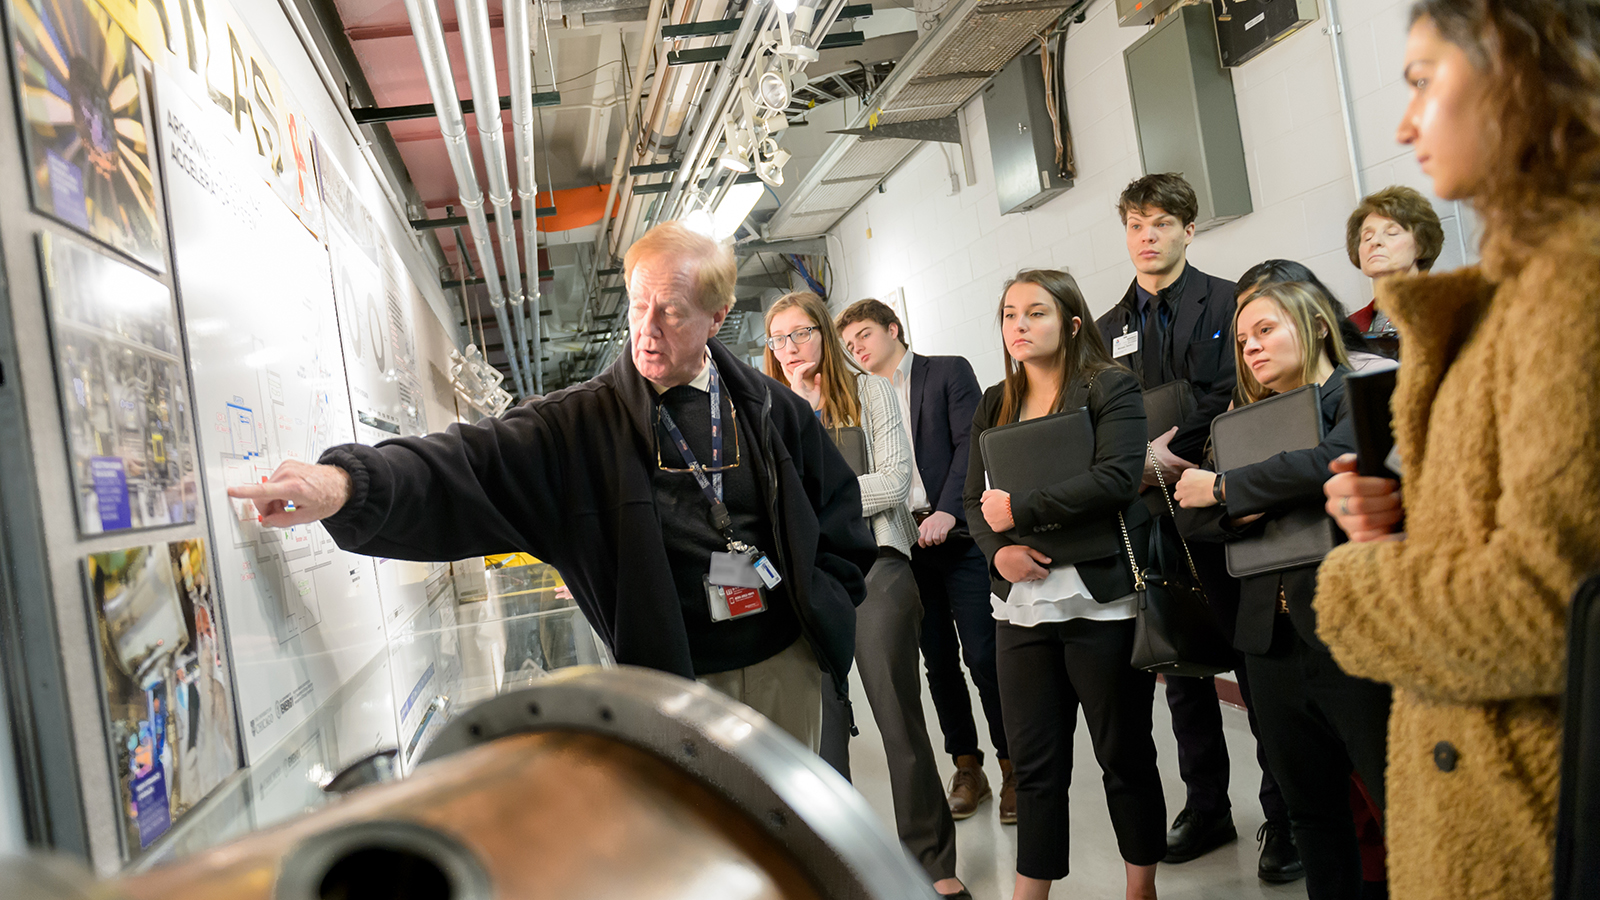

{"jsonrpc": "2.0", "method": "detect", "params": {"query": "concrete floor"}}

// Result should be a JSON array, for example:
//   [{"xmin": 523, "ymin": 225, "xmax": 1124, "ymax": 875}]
[{"xmin": 845, "ymin": 668, "xmax": 1312, "ymax": 900}]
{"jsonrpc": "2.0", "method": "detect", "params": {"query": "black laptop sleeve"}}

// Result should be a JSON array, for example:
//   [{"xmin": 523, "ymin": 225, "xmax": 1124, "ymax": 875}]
[{"xmin": 978, "ymin": 408, "xmax": 1122, "ymax": 565}]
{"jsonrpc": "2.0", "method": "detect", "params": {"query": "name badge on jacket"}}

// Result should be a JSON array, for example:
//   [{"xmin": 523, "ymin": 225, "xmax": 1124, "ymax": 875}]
[
  {"xmin": 1112, "ymin": 330, "xmax": 1139, "ymax": 358},
  {"xmin": 705, "ymin": 551, "xmax": 769, "ymax": 621}
]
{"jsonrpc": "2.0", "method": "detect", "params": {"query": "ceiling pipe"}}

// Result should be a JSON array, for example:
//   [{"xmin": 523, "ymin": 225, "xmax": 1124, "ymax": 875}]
[
  {"xmin": 403, "ymin": 0, "xmax": 528, "ymax": 397},
  {"xmin": 506, "ymin": 0, "xmax": 544, "ymax": 395},
  {"xmin": 583, "ymin": 0, "xmax": 671, "ymax": 306},
  {"xmin": 659, "ymin": 3, "xmax": 775, "ymax": 220},
  {"xmin": 455, "ymin": 0, "xmax": 532, "ymax": 397}
]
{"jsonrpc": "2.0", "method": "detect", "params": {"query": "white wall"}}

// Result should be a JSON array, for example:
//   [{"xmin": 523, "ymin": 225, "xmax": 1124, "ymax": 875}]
[{"xmin": 828, "ymin": 0, "xmax": 1475, "ymax": 387}]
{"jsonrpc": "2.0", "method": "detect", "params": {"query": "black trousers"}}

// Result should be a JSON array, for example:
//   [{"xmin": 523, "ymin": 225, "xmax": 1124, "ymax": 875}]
[
  {"xmin": 1247, "ymin": 614, "xmax": 1393, "ymax": 900},
  {"xmin": 914, "ymin": 537, "xmax": 1008, "ymax": 762},
  {"xmin": 1164, "ymin": 541, "xmax": 1289, "ymax": 821},
  {"xmin": 997, "ymin": 617, "xmax": 1167, "ymax": 879}
]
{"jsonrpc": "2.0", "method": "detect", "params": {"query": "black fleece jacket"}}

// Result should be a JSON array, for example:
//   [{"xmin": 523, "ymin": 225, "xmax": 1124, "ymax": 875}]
[{"xmin": 316, "ymin": 338, "xmax": 877, "ymax": 691}]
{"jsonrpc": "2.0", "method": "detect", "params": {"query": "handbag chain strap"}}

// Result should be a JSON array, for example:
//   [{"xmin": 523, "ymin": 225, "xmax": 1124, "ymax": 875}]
[
  {"xmin": 1147, "ymin": 445, "xmax": 1203, "ymax": 585},
  {"xmin": 1116, "ymin": 512, "xmax": 1146, "ymax": 592}
]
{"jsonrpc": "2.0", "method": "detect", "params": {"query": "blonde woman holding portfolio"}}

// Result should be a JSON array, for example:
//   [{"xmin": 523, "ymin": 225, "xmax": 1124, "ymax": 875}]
[
  {"xmin": 964, "ymin": 269, "xmax": 1164, "ymax": 900},
  {"xmin": 764, "ymin": 291, "xmax": 967, "ymax": 900}
]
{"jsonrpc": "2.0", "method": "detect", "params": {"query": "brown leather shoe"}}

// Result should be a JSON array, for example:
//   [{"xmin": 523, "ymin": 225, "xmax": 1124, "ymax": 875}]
[
  {"xmin": 998, "ymin": 758, "xmax": 1017, "ymax": 825},
  {"xmin": 946, "ymin": 755, "xmax": 991, "ymax": 819}
]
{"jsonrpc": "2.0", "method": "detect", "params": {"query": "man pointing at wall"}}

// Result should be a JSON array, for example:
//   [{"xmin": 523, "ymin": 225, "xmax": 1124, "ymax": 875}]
[{"xmin": 229, "ymin": 221, "xmax": 877, "ymax": 752}]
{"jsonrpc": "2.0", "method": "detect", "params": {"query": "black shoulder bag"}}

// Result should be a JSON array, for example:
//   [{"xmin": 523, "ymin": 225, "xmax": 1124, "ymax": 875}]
[{"xmin": 1120, "ymin": 447, "xmax": 1236, "ymax": 677}]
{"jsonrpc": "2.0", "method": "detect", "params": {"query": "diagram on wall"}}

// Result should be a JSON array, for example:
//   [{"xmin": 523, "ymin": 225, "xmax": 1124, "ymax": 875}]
[
  {"xmin": 86, "ymin": 538, "xmax": 239, "ymax": 856},
  {"xmin": 157, "ymin": 68, "xmax": 386, "ymax": 763},
  {"xmin": 39, "ymin": 232, "xmax": 198, "ymax": 534},
  {"xmin": 316, "ymin": 145, "xmax": 427, "ymax": 446},
  {"xmin": 6, "ymin": 0, "xmax": 164, "ymax": 270}
]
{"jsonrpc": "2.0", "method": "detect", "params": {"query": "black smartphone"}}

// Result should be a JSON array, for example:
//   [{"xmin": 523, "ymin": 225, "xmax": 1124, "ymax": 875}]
[{"xmin": 1344, "ymin": 367, "xmax": 1400, "ymax": 479}]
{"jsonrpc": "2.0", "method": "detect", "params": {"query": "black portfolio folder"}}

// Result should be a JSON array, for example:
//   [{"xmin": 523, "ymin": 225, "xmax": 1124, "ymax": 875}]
[
  {"xmin": 828, "ymin": 425, "xmax": 869, "ymax": 476},
  {"xmin": 1345, "ymin": 367, "xmax": 1400, "ymax": 479},
  {"xmin": 1211, "ymin": 384, "xmax": 1339, "ymax": 577},
  {"xmin": 979, "ymin": 408, "xmax": 1121, "ymax": 565},
  {"xmin": 1143, "ymin": 380, "xmax": 1197, "ymax": 442},
  {"xmin": 1556, "ymin": 573, "xmax": 1600, "ymax": 900}
]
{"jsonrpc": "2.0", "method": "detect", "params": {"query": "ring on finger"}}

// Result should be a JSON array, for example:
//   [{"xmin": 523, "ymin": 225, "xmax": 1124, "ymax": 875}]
[{"xmin": 1339, "ymin": 496, "xmax": 1351, "ymax": 517}]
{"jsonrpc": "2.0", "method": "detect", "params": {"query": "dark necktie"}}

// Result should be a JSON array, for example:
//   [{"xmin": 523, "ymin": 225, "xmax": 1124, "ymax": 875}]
[{"xmin": 1142, "ymin": 296, "xmax": 1173, "ymax": 387}]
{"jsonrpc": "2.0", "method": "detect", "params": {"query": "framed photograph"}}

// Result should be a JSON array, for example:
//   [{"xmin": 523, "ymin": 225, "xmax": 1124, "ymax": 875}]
[
  {"xmin": 882, "ymin": 286, "xmax": 911, "ymax": 343},
  {"xmin": 39, "ymin": 232, "xmax": 198, "ymax": 534},
  {"xmin": 7, "ymin": 0, "xmax": 165, "ymax": 271},
  {"xmin": 86, "ymin": 538, "xmax": 240, "ymax": 855}
]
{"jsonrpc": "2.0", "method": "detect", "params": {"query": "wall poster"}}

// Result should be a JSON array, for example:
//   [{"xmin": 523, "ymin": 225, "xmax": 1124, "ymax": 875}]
[
  {"xmin": 39, "ymin": 232, "xmax": 199, "ymax": 534},
  {"xmin": 6, "ymin": 0, "xmax": 165, "ymax": 270},
  {"xmin": 86, "ymin": 538, "xmax": 239, "ymax": 855},
  {"xmin": 156, "ymin": 67, "xmax": 391, "ymax": 763}
]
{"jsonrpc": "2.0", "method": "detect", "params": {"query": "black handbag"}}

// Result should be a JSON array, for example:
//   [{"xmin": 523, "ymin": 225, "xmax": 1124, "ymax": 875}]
[
  {"xmin": 828, "ymin": 425, "xmax": 870, "ymax": 475},
  {"xmin": 1121, "ymin": 447, "xmax": 1235, "ymax": 677}
]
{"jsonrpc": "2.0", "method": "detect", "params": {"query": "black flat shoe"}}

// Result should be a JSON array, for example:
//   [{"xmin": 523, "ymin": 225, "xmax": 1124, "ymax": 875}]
[
  {"xmin": 1163, "ymin": 807, "xmax": 1238, "ymax": 863},
  {"xmin": 1256, "ymin": 820, "xmax": 1306, "ymax": 883}
]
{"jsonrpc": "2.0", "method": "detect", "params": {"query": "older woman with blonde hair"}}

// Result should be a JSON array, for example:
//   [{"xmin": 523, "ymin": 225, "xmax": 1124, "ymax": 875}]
[{"xmin": 1319, "ymin": 1, "xmax": 1600, "ymax": 897}]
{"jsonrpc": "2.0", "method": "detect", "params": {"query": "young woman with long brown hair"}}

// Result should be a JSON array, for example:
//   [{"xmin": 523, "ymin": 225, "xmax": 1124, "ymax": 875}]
[
  {"xmin": 963, "ymin": 269, "xmax": 1163, "ymax": 900},
  {"xmin": 763, "ymin": 291, "xmax": 967, "ymax": 899},
  {"xmin": 1318, "ymin": 2, "xmax": 1600, "ymax": 896}
]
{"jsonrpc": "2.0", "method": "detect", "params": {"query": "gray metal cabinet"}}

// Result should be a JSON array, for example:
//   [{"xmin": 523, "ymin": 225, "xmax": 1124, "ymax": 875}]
[
  {"xmin": 983, "ymin": 52, "xmax": 1073, "ymax": 216},
  {"xmin": 1124, "ymin": 4, "xmax": 1253, "ymax": 230}
]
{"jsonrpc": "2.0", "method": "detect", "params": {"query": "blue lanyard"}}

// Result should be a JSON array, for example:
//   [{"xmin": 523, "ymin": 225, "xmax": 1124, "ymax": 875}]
[{"xmin": 657, "ymin": 361, "xmax": 734, "ymax": 534}]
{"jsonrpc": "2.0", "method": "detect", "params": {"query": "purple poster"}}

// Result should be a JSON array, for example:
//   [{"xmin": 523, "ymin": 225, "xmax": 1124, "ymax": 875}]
[
  {"xmin": 89, "ymin": 456, "xmax": 132, "ymax": 531},
  {"xmin": 130, "ymin": 765, "xmax": 171, "ymax": 848}
]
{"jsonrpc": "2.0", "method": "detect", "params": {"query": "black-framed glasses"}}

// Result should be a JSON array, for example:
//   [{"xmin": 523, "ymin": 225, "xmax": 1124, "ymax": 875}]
[
  {"xmin": 764, "ymin": 326, "xmax": 820, "ymax": 350},
  {"xmin": 654, "ymin": 402, "xmax": 743, "ymax": 474}
]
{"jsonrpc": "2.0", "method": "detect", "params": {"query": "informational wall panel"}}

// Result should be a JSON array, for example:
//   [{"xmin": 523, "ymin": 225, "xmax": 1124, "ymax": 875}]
[{"xmin": 157, "ymin": 69, "xmax": 391, "ymax": 764}]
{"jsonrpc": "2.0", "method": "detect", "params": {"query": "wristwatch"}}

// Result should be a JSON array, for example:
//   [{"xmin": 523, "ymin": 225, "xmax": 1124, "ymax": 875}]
[{"xmin": 1212, "ymin": 473, "xmax": 1226, "ymax": 507}]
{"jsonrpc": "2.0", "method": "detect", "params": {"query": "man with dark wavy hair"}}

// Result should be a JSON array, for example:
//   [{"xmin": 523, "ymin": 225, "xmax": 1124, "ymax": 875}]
[
  {"xmin": 1096, "ymin": 173, "xmax": 1302, "ymax": 883},
  {"xmin": 838, "ymin": 298, "xmax": 1012, "ymax": 826}
]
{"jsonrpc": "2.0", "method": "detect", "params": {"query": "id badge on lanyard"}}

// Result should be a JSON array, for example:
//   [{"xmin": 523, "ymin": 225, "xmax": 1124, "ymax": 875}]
[{"xmin": 658, "ymin": 361, "xmax": 783, "ymax": 622}]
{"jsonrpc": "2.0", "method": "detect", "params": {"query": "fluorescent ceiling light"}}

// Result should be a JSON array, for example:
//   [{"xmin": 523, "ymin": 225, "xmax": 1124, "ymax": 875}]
[{"xmin": 710, "ymin": 182, "xmax": 765, "ymax": 241}]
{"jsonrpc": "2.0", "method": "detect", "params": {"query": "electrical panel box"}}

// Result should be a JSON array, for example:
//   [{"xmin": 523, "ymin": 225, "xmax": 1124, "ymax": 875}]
[
  {"xmin": 1124, "ymin": 3, "xmax": 1253, "ymax": 230},
  {"xmin": 1213, "ymin": 0, "xmax": 1320, "ymax": 67},
  {"xmin": 983, "ymin": 52, "xmax": 1073, "ymax": 216},
  {"xmin": 1117, "ymin": 0, "xmax": 1183, "ymax": 28}
]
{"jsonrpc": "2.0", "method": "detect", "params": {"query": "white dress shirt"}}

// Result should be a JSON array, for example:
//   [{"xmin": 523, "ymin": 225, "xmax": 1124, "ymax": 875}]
[{"xmin": 888, "ymin": 350, "xmax": 931, "ymax": 513}]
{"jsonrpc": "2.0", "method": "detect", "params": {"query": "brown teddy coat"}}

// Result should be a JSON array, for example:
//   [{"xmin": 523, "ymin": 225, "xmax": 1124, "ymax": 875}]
[{"xmin": 1315, "ymin": 213, "xmax": 1600, "ymax": 900}]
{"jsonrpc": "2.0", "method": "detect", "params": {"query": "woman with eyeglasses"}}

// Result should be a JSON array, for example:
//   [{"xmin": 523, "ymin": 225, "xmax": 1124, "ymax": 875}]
[
  {"xmin": 965, "ymin": 269, "xmax": 1163, "ymax": 900},
  {"xmin": 763, "ymin": 291, "xmax": 967, "ymax": 900}
]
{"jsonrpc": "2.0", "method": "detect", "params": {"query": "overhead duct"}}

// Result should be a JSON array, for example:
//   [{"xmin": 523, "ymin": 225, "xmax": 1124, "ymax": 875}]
[
  {"xmin": 506, "ymin": 0, "xmax": 544, "ymax": 394},
  {"xmin": 455, "ymin": 0, "xmax": 532, "ymax": 397},
  {"xmin": 403, "ymin": 0, "xmax": 528, "ymax": 396},
  {"xmin": 765, "ymin": 0, "xmax": 1078, "ymax": 239}
]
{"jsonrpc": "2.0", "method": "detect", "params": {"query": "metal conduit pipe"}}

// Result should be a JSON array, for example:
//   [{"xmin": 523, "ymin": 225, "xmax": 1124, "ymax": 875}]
[
  {"xmin": 404, "ymin": 0, "xmax": 527, "ymax": 397},
  {"xmin": 659, "ymin": 2, "xmax": 773, "ymax": 220},
  {"xmin": 605, "ymin": 0, "xmax": 722, "ymax": 261},
  {"xmin": 456, "ymin": 0, "xmax": 532, "ymax": 397},
  {"xmin": 583, "ymin": 0, "xmax": 672, "ymax": 307},
  {"xmin": 506, "ymin": 0, "xmax": 544, "ymax": 394}
]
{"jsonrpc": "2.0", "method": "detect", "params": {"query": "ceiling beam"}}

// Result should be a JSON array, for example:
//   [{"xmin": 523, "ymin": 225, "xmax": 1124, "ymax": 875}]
[{"xmin": 352, "ymin": 92, "xmax": 562, "ymax": 125}]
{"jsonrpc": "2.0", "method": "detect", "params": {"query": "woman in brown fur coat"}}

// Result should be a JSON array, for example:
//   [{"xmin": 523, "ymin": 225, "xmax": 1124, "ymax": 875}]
[{"xmin": 1316, "ymin": 2, "xmax": 1600, "ymax": 898}]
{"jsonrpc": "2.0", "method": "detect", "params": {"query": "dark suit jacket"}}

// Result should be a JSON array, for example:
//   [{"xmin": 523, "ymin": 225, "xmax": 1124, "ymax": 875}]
[
  {"xmin": 1175, "ymin": 367, "xmax": 1356, "ymax": 655},
  {"xmin": 908, "ymin": 353, "xmax": 983, "ymax": 524},
  {"xmin": 964, "ymin": 366, "xmax": 1153, "ymax": 603},
  {"xmin": 1095, "ymin": 263, "xmax": 1239, "ymax": 464}
]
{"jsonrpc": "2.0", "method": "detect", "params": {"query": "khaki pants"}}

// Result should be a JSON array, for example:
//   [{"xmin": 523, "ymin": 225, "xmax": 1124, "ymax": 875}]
[{"xmin": 698, "ymin": 639, "xmax": 823, "ymax": 752}]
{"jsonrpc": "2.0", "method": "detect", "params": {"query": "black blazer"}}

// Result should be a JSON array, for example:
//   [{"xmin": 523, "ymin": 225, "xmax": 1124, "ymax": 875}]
[
  {"xmin": 908, "ymin": 353, "xmax": 983, "ymax": 524},
  {"xmin": 1095, "ymin": 263, "xmax": 1239, "ymax": 464},
  {"xmin": 964, "ymin": 366, "xmax": 1153, "ymax": 603},
  {"xmin": 1176, "ymin": 367, "xmax": 1356, "ymax": 654}
]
